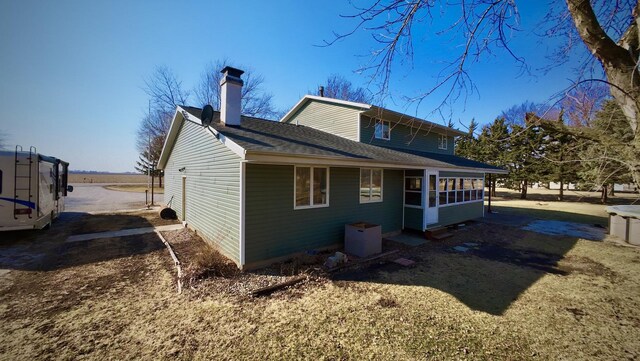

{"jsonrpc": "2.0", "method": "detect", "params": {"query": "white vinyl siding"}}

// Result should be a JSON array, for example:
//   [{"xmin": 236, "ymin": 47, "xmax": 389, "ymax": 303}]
[
  {"xmin": 284, "ymin": 100, "xmax": 360, "ymax": 141},
  {"xmin": 164, "ymin": 120, "xmax": 242, "ymax": 264}
]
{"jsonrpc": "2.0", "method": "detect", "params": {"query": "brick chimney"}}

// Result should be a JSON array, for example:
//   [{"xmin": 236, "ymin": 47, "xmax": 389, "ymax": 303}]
[{"xmin": 219, "ymin": 66, "xmax": 244, "ymax": 126}]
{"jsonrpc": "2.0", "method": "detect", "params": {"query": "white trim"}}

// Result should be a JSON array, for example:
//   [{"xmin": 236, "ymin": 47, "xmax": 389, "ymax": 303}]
[
  {"xmin": 239, "ymin": 161, "xmax": 246, "ymax": 267},
  {"xmin": 422, "ymin": 169, "xmax": 428, "ymax": 230},
  {"xmin": 293, "ymin": 165, "xmax": 330, "ymax": 210},
  {"xmin": 359, "ymin": 168, "xmax": 384, "ymax": 204},
  {"xmin": 205, "ymin": 127, "xmax": 246, "ymax": 159},
  {"xmin": 247, "ymin": 153, "xmax": 507, "ymax": 173}
]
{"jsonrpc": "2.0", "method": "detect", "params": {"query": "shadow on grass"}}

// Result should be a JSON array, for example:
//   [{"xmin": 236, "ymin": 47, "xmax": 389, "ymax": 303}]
[
  {"xmin": 333, "ymin": 215, "xmax": 586, "ymax": 315},
  {"xmin": 491, "ymin": 205, "xmax": 607, "ymax": 226},
  {"xmin": 493, "ymin": 189, "xmax": 639, "ymax": 205},
  {"xmin": 0, "ymin": 212, "xmax": 166, "ymax": 272}
]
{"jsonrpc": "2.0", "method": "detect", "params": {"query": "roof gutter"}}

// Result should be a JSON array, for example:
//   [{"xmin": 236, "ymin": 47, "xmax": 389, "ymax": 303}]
[{"xmin": 244, "ymin": 150, "xmax": 507, "ymax": 174}]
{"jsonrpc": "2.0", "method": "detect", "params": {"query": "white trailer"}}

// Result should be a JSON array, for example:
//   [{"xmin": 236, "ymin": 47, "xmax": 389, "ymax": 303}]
[{"xmin": 0, "ymin": 146, "xmax": 72, "ymax": 231}]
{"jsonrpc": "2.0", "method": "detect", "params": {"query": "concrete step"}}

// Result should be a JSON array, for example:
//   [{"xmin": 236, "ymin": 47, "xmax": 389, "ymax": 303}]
[{"xmin": 425, "ymin": 227, "xmax": 454, "ymax": 241}]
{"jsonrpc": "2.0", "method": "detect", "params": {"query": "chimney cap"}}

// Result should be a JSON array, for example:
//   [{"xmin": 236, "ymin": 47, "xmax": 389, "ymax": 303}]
[{"xmin": 220, "ymin": 66, "xmax": 245, "ymax": 78}]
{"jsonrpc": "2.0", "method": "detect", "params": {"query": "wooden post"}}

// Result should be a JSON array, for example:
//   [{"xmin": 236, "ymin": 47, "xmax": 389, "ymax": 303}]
[
  {"xmin": 151, "ymin": 164, "xmax": 155, "ymax": 206},
  {"xmin": 487, "ymin": 173, "xmax": 492, "ymax": 213}
]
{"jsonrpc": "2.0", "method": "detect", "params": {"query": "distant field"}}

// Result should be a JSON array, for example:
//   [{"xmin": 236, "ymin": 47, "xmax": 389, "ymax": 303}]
[{"xmin": 69, "ymin": 173, "xmax": 161, "ymax": 185}]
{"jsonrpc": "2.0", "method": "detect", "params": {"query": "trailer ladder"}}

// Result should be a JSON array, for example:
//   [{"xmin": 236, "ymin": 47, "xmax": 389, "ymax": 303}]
[{"xmin": 13, "ymin": 145, "xmax": 35, "ymax": 219}]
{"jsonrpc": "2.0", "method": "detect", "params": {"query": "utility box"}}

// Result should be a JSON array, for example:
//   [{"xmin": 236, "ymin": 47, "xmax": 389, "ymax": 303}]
[
  {"xmin": 345, "ymin": 222, "xmax": 381, "ymax": 258},
  {"xmin": 609, "ymin": 214, "xmax": 628, "ymax": 240},
  {"xmin": 629, "ymin": 218, "xmax": 640, "ymax": 246}
]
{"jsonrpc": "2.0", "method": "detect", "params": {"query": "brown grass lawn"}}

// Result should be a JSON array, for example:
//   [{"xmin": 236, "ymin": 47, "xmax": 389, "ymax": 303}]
[{"xmin": 0, "ymin": 204, "xmax": 639, "ymax": 359}]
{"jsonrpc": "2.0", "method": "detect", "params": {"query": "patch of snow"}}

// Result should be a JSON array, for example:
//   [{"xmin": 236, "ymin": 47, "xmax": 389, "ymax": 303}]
[
  {"xmin": 522, "ymin": 220, "xmax": 606, "ymax": 241},
  {"xmin": 453, "ymin": 246, "xmax": 470, "ymax": 252}
]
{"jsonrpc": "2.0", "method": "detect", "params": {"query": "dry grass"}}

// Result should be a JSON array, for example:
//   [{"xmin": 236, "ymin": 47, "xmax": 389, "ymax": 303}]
[{"xmin": 1, "ymin": 206, "xmax": 639, "ymax": 359}]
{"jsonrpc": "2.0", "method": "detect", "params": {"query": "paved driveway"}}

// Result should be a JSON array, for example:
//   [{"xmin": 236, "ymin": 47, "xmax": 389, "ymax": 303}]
[{"xmin": 65, "ymin": 183, "xmax": 164, "ymax": 213}]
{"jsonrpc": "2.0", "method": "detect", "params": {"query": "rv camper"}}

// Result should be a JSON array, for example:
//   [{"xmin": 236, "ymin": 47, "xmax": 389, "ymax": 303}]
[{"xmin": 0, "ymin": 146, "xmax": 72, "ymax": 231}]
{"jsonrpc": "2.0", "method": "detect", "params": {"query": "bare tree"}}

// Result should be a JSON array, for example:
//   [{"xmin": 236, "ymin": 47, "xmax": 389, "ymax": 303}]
[
  {"xmin": 562, "ymin": 81, "xmax": 610, "ymax": 128},
  {"xmin": 315, "ymin": 74, "xmax": 374, "ymax": 103},
  {"xmin": 194, "ymin": 59, "xmax": 279, "ymax": 119},
  {"xmin": 136, "ymin": 66, "xmax": 190, "ymax": 185},
  {"xmin": 330, "ymin": 0, "xmax": 640, "ymax": 189}
]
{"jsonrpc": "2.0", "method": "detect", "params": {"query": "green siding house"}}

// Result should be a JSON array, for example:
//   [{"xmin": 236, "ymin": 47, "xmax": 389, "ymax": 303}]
[{"xmin": 158, "ymin": 67, "xmax": 506, "ymax": 270}]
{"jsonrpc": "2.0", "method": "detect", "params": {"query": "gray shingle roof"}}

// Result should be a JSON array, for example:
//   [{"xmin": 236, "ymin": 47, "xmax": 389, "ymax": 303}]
[{"xmin": 180, "ymin": 106, "xmax": 505, "ymax": 172}]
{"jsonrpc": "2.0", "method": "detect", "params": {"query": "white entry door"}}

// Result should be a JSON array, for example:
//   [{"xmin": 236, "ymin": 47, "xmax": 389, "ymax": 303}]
[{"xmin": 424, "ymin": 170, "xmax": 438, "ymax": 226}]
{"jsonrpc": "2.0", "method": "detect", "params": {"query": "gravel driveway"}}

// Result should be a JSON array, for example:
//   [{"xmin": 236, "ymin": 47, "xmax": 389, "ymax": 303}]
[{"xmin": 65, "ymin": 183, "xmax": 164, "ymax": 213}]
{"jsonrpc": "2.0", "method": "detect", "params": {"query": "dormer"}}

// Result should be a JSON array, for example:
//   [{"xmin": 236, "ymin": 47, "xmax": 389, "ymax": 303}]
[{"xmin": 280, "ymin": 95, "xmax": 466, "ymax": 155}]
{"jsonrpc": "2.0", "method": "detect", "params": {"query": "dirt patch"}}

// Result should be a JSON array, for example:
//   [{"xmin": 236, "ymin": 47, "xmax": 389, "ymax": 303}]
[
  {"xmin": 558, "ymin": 255, "xmax": 620, "ymax": 282},
  {"xmin": 161, "ymin": 229, "xmax": 329, "ymax": 299},
  {"xmin": 68, "ymin": 210, "xmax": 179, "ymax": 235}
]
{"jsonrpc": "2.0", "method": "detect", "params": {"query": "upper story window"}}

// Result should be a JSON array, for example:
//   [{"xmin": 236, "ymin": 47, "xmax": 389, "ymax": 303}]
[
  {"xmin": 438, "ymin": 134, "xmax": 448, "ymax": 150},
  {"xmin": 375, "ymin": 120, "xmax": 391, "ymax": 140},
  {"xmin": 295, "ymin": 166, "xmax": 329, "ymax": 209},
  {"xmin": 360, "ymin": 168, "xmax": 383, "ymax": 203}
]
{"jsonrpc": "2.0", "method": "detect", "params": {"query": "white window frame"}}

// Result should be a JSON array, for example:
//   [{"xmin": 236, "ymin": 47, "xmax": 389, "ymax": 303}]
[
  {"xmin": 404, "ymin": 176, "xmax": 423, "ymax": 209},
  {"xmin": 438, "ymin": 134, "xmax": 448, "ymax": 150},
  {"xmin": 374, "ymin": 120, "xmax": 391, "ymax": 140},
  {"xmin": 293, "ymin": 166, "xmax": 330, "ymax": 210},
  {"xmin": 438, "ymin": 176, "xmax": 485, "ymax": 207},
  {"xmin": 359, "ymin": 168, "xmax": 384, "ymax": 203}
]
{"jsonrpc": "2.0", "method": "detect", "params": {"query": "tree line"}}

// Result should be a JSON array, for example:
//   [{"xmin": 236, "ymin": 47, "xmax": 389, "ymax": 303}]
[{"xmin": 456, "ymin": 93, "xmax": 633, "ymax": 203}]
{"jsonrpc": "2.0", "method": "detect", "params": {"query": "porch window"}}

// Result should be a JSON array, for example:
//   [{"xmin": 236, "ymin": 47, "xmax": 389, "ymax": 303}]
[
  {"xmin": 404, "ymin": 176, "xmax": 422, "ymax": 207},
  {"xmin": 438, "ymin": 134, "xmax": 448, "ymax": 150},
  {"xmin": 360, "ymin": 168, "xmax": 383, "ymax": 203},
  {"xmin": 295, "ymin": 166, "xmax": 329, "ymax": 209},
  {"xmin": 438, "ymin": 176, "xmax": 485, "ymax": 206},
  {"xmin": 375, "ymin": 120, "xmax": 390, "ymax": 140}
]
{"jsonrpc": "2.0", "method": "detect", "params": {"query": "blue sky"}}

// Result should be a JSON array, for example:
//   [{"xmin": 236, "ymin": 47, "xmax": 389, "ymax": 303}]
[{"xmin": 0, "ymin": 1, "xmax": 587, "ymax": 172}]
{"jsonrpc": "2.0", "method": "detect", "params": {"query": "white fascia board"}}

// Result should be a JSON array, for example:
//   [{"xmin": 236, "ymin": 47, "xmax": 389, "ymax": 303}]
[
  {"xmin": 157, "ymin": 107, "xmax": 184, "ymax": 169},
  {"xmin": 246, "ymin": 152, "xmax": 506, "ymax": 173},
  {"xmin": 205, "ymin": 127, "xmax": 246, "ymax": 159},
  {"xmin": 279, "ymin": 95, "xmax": 372, "ymax": 123}
]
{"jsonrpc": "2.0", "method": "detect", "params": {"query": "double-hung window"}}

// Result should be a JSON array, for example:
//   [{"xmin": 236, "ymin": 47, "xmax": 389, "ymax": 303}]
[
  {"xmin": 375, "ymin": 120, "xmax": 390, "ymax": 140},
  {"xmin": 360, "ymin": 168, "xmax": 383, "ymax": 203},
  {"xmin": 295, "ymin": 166, "xmax": 329, "ymax": 209},
  {"xmin": 438, "ymin": 134, "xmax": 448, "ymax": 150},
  {"xmin": 404, "ymin": 176, "xmax": 422, "ymax": 207}
]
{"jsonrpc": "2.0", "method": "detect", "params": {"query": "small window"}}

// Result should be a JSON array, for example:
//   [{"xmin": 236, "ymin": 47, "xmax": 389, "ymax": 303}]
[
  {"xmin": 404, "ymin": 176, "xmax": 422, "ymax": 207},
  {"xmin": 360, "ymin": 168, "xmax": 383, "ymax": 203},
  {"xmin": 375, "ymin": 120, "xmax": 390, "ymax": 140},
  {"xmin": 438, "ymin": 134, "xmax": 448, "ymax": 150},
  {"xmin": 295, "ymin": 166, "xmax": 329, "ymax": 209}
]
